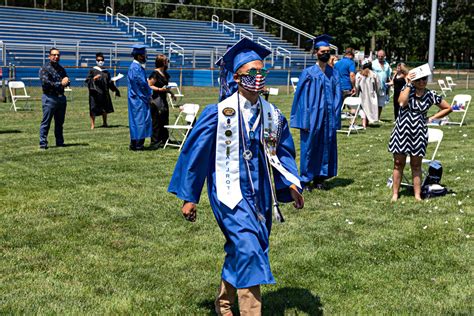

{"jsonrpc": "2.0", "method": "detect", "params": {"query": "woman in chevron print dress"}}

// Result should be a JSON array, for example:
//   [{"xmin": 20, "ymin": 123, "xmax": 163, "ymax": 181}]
[{"xmin": 388, "ymin": 73, "xmax": 451, "ymax": 201}]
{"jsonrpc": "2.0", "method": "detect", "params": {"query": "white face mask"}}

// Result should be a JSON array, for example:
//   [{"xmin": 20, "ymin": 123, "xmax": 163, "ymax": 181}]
[{"xmin": 96, "ymin": 60, "xmax": 104, "ymax": 67}]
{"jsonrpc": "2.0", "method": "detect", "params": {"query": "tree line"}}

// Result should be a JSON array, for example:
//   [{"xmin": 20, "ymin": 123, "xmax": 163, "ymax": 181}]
[{"xmin": 12, "ymin": 0, "xmax": 473, "ymax": 66}]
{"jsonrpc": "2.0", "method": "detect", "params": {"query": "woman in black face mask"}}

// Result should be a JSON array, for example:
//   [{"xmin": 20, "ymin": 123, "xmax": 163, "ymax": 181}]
[{"xmin": 147, "ymin": 54, "xmax": 176, "ymax": 149}]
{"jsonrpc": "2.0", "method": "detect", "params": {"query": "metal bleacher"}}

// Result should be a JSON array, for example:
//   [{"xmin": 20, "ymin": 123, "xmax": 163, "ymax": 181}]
[{"xmin": 0, "ymin": 6, "xmax": 314, "ymax": 87}]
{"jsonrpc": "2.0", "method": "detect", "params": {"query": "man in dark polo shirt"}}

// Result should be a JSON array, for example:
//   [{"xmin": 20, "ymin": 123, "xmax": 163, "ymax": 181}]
[{"xmin": 38, "ymin": 48, "xmax": 70, "ymax": 149}]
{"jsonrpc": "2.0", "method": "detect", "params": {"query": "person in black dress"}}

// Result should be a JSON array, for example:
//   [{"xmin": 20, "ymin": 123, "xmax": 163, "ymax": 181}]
[
  {"xmin": 388, "ymin": 71, "xmax": 451, "ymax": 202},
  {"xmin": 148, "ymin": 54, "xmax": 176, "ymax": 149},
  {"xmin": 389, "ymin": 62, "xmax": 409, "ymax": 121},
  {"xmin": 85, "ymin": 53, "xmax": 120, "ymax": 129}
]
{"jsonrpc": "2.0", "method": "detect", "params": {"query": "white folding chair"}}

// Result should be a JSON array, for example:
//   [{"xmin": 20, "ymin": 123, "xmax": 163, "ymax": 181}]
[
  {"xmin": 164, "ymin": 103, "xmax": 200, "ymax": 151},
  {"xmin": 269, "ymin": 87, "xmax": 279, "ymax": 96},
  {"xmin": 290, "ymin": 77, "xmax": 299, "ymax": 93},
  {"xmin": 446, "ymin": 94, "xmax": 471, "ymax": 126},
  {"xmin": 337, "ymin": 96, "xmax": 364, "ymax": 136},
  {"xmin": 64, "ymin": 87, "xmax": 73, "ymax": 101},
  {"xmin": 446, "ymin": 76, "xmax": 457, "ymax": 88},
  {"xmin": 401, "ymin": 128, "xmax": 444, "ymax": 186},
  {"xmin": 438, "ymin": 79, "xmax": 452, "ymax": 97},
  {"xmin": 8, "ymin": 81, "xmax": 31, "ymax": 111},
  {"xmin": 167, "ymin": 82, "xmax": 184, "ymax": 108}
]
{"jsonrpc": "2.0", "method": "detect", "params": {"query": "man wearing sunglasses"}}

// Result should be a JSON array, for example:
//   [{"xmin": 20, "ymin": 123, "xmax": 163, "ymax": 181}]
[
  {"xmin": 38, "ymin": 47, "xmax": 70, "ymax": 149},
  {"xmin": 169, "ymin": 38, "xmax": 303, "ymax": 315},
  {"xmin": 290, "ymin": 34, "xmax": 342, "ymax": 191}
]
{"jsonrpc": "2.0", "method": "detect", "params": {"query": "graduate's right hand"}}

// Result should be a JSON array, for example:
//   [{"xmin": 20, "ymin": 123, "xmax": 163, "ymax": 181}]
[
  {"xmin": 182, "ymin": 201, "xmax": 197, "ymax": 222},
  {"xmin": 290, "ymin": 185, "xmax": 304, "ymax": 209}
]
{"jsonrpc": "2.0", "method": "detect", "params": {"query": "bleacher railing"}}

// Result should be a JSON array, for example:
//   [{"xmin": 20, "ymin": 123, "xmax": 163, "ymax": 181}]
[
  {"xmin": 169, "ymin": 42, "xmax": 185, "ymax": 66},
  {"xmin": 105, "ymin": 6, "xmax": 113, "ymax": 23},
  {"xmin": 150, "ymin": 32, "xmax": 165, "ymax": 52},
  {"xmin": 239, "ymin": 29, "xmax": 253, "ymax": 40},
  {"xmin": 276, "ymin": 46, "xmax": 291, "ymax": 69},
  {"xmin": 222, "ymin": 20, "xmax": 236, "ymax": 39},
  {"xmin": 211, "ymin": 15, "xmax": 219, "ymax": 29},
  {"xmin": 250, "ymin": 8, "xmax": 338, "ymax": 54},
  {"xmin": 116, "ymin": 13, "xmax": 130, "ymax": 33},
  {"xmin": 132, "ymin": 22, "xmax": 147, "ymax": 43}
]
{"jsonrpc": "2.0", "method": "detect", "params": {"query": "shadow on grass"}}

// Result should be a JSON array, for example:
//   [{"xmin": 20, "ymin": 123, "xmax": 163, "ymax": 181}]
[
  {"xmin": 198, "ymin": 287, "xmax": 323, "ymax": 315},
  {"xmin": 52, "ymin": 143, "xmax": 90, "ymax": 148},
  {"xmin": 97, "ymin": 124, "xmax": 125, "ymax": 128},
  {"xmin": 0, "ymin": 130, "xmax": 22, "ymax": 134},
  {"xmin": 325, "ymin": 177, "xmax": 354, "ymax": 189}
]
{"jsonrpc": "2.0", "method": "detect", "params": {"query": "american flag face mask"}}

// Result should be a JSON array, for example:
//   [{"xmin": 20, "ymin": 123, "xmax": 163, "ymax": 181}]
[{"xmin": 239, "ymin": 74, "xmax": 266, "ymax": 92}]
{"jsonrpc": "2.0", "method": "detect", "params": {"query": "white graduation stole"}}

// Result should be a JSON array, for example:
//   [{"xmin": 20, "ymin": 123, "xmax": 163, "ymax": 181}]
[
  {"xmin": 216, "ymin": 93, "xmax": 301, "ymax": 210},
  {"xmin": 93, "ymin": 66, "xmax": 103, "ymax": 72},
  {"xmin": 216, "ymin": 93, "xmax": 242, "ymax": 209}
]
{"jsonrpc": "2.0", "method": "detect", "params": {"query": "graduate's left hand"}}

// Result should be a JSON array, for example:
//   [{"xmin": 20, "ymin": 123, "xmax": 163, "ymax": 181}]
[{"xmin": 290, "ymin": 185, "xmax": 304, "ymax": 209}]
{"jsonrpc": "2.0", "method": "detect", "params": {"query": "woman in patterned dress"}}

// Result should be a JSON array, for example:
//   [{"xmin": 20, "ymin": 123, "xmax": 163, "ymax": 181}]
[{"xmin": 388, "ymin": 73, "xmax": 451, "ymax": 201}]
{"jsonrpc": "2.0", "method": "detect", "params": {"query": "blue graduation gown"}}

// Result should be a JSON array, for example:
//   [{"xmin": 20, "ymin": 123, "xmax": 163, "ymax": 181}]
[
  {"xmin": 168, "ymin": 97, "xmax": 300, "ymax": 289},
  {"xmin": 127, "ymin": 61, "xmax": 152, "ymax": 140},
  {"xmin": 290, "ymin": 65, "xmax": 341, "ymax": 183}
]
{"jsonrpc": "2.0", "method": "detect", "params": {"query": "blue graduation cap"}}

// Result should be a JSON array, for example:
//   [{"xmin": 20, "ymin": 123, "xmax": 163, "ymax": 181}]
[
  {"xmin": 131, "ymin": 44, "xmax": 147, "ymax": 56},
  {"xmin": 222, "ymin": 38, "xmax": 271, "ymax": 73},
  {"xmin": 215, "ymin": 44, "xmax": 233, "ymax": 67},
  {"xmin": 310, "ymin": 34, "xmax": 333, "ymax": 49}
]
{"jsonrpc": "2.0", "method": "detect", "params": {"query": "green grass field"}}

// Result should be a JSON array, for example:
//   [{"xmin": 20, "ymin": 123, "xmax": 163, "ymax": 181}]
[{"xmin": 1, "ymin": 85, "xmax": 472, "ymax": 314}]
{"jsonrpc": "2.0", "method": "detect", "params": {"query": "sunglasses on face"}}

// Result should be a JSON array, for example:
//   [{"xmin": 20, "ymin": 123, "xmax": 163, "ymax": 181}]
[
  {"xmin": 238, "ymin": 68, "xmax": 269, "ymax": 77},
  {"xmin": 50, "ymin": 54, "xmax": 60, "ymax": 56},
  {"xmin": 414, "ymin": 76, "xmax": 428, "ymax": 82}
]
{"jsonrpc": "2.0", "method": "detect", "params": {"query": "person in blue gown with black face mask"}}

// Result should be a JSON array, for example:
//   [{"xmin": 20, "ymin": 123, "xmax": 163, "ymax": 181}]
[
  {"xmin": 127, "ymin": 44, "xmax": 152, "ymax": 151},
  {"xmin": 168, "ymin": 38, "xmax": 304, "ymax": 315},
  {"xmin": 290, "ymin": 34, "xmax": 342, "ymax": 191}
]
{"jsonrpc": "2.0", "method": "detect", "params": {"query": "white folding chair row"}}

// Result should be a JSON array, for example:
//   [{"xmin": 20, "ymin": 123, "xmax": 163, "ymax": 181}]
[
  {"xmin": 8, "ymin": 81, "xmax": 31, "ymax": 111},
  {"xmin": 337, "ymin": 96, "xmax": 365, "ymax": 136},
  {"xmin": 164, "ymin": 103, "xmax": 200, "ymax": 151},
  {"xmin": 167, "ymin": 82, "xmax": 184, "ymax": 108},
  {"xmin": 446, "ymin": 94, "xmax": 471, "ymax": 126},
  {"xmin": 437, "ymin": 79, "xmax": 452, "ymax": 97}
]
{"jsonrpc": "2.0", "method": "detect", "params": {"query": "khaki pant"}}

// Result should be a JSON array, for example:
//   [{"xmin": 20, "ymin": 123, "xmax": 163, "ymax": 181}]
[{"xmin": 215, "ymin": 279, "xmax": 262, "ymax": 316}]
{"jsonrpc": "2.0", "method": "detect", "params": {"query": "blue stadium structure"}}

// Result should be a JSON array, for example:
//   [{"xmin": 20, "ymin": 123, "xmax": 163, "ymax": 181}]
[{"xmin": 0, "ymin": 6, "xmax": 314, "ymax": 86}]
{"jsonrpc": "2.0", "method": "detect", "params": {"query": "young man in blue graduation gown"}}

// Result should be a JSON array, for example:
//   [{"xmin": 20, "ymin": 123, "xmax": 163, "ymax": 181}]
[
  {"xmin": 290, "ymin": 34, "xmax": 342, "ymax": 191},
  {"xmin": 168, "ymin": 38, "xmax": 304, "ymax": 315},
  {"xmin": 127, "ymin": 44, "xmax": 152, "ymax": 151}
]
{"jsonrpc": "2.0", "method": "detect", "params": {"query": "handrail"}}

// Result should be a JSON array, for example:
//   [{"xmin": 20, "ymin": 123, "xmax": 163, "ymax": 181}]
[
  {"xmin": 211, "ymin": 15, "xmax": 219, "ymax": 29},
  {"xmin": 276, "ymin": 46, "xmax": 291, "ymax": 68},
  {"xmin": 250, "ymin": 8, "xmax": 338, "ymax": 54},
  {"xmin": 132, "ymin": 22, "xmax": 147, "ymax": 43},
  {"xmin": 150, "ymin": 32, "xmax": 165, "ymax": 52},
  {"xmin": 257, "ymin": 37, "xmax": 271, "ymax": 51},
  {"xmin": 239, "ymin": 29, "xmax": 253, "ymax": 40},
  {"xmin": 169, "ymin": 42, "xmax": 185, "ymax": 66},
  {"xmin": 116, "ymin": 13, "xmax": 130, "ymax": 33},
  {"xmin": 276, "ymin": 46, "xmax": 291, "ymax": 57},
  {"xmin": 105, "ymin": 6, "xmax": 113, "ymax": 23},
  {"xmin": 222, "ymin": 20, "xmax": 236, "ymax": 39}
]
